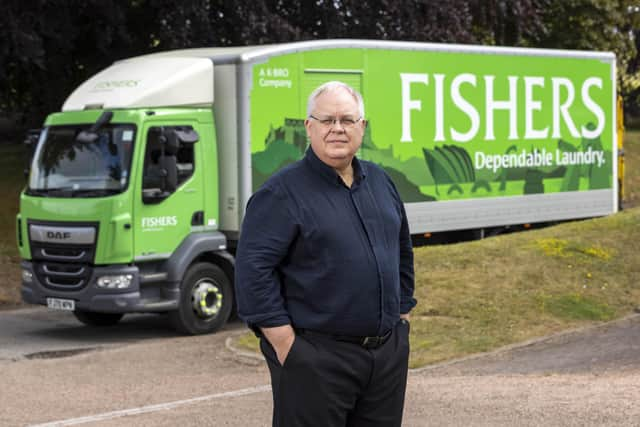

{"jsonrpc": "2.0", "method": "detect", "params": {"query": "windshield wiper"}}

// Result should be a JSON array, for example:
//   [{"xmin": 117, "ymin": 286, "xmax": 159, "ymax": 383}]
[
  {"xmin": 25, "ymin": 188, "xmax": 49, "ymax": 196},
  {"xmin": 35, "ymin": 187, "xmax": 76, "ymax": 197}
]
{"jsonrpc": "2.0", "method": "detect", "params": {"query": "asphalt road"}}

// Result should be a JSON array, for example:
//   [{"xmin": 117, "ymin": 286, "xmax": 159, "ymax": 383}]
[
  {"xmin": 1, "ymin": 308, "xmax": 639, "ymax": 426},
  {"xmin": 0, "ymin": 306, "xmax": 183, "ymax": 362}
]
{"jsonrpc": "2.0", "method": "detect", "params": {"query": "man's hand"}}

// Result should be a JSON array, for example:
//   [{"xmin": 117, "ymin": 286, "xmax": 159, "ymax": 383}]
[
  {"xmin": 400, "ymin": 313, "xmax": 410, "ymax": 322},
  {"xmin": 261, "ymin": 324, "xmax": 296, "ymax": 365}
]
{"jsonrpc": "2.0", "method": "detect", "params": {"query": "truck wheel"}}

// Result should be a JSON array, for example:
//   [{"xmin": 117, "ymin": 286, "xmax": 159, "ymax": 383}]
[
  {"xmin": 73, "ymin": 310, "xmax": 124, "ymax": 327},
  {"xmin": 169, "ymin": 263, "xmax": 233, "ymax": 335}
]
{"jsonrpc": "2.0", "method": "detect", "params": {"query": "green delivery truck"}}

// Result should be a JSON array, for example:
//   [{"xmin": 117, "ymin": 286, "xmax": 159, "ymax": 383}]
[{"xmin": 18, "ymin": 40, "xmax": 619, "ymax": 334}]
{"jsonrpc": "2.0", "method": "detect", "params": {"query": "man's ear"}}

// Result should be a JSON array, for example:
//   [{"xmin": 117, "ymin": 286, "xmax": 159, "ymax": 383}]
[{"xmin": 304, "ymin": 119, "xmax": 312, "ymax": 137}]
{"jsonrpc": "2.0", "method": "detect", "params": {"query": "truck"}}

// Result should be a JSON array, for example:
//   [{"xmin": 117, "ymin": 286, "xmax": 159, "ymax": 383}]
[{"xmin": 18, "ymin": 39, "xmax": 620, "ymax": 334}]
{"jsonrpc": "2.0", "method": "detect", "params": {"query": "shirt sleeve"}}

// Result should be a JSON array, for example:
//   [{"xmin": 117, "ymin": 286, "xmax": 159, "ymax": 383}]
[
  {"xmin": 383, "ymin": 172, "xmax": 417, "ymax": 314},
  {"xmin": 398, "ymin": 199, "xmax": 417, "ymax": 314},
  {"xmin": 234, "ymin": 184, "xmax": 298, "ymax": 331}
]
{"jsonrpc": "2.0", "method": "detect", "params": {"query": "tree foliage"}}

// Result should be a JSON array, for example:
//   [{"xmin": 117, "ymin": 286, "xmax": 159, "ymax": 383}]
[
  {"xmin": 1, "ymin": 0, "xmax": 639, "ymax": 134},
  {"xmin": 0, "ymin": 0, "xmax": 136, "ymax": 131},
  {"xmin": 533, "ymin": 0, "xmax": 640, "ymax": 115}
]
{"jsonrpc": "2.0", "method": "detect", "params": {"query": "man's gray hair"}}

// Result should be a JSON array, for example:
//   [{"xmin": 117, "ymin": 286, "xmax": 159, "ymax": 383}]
[{"xmin": 306, "ymin": 81, "xmax": 365, "ymax": 118}]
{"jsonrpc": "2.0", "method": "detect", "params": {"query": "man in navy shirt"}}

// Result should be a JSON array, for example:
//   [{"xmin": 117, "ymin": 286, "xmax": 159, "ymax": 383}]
[{"xmin": 235, "ymin": 81, "xmax": 416, "ymax": 427}]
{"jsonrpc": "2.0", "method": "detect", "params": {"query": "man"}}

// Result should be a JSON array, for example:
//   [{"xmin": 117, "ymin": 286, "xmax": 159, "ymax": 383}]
[{"xmin": 235, "ymin": 81, "xmax": 416, "ymax": 427}]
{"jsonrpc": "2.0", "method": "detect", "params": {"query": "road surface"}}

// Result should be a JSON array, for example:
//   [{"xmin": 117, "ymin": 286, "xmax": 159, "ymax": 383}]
[{"xmin": 1, "ymin": 307, "xmax": 639, "ymax": 426}]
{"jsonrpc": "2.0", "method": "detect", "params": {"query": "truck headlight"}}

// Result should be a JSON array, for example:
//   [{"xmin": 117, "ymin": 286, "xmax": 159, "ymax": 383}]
[
  {"xmin": 22, "ymin": 269, "xmax": 33, "ymax": 283},
  {"xmin": 97, "ymin": 274, "xmax": 133, "ymax": 289}
]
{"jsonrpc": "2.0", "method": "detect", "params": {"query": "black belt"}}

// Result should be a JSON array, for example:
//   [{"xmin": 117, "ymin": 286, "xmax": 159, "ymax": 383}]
[{"xmin": 297, "ymin": 328, "xmax": 392, "ymax": 349}]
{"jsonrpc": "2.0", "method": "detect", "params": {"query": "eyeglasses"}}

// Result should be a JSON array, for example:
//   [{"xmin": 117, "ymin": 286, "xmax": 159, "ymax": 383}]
[{"xmin": 308, "ymin": 115, "xmax": 363, "ymax": 129}]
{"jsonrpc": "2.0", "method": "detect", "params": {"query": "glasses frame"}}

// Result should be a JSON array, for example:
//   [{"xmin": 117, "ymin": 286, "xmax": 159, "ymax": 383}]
[{"xmin": 308, "ymin": 115, "xmax": 363, "ymax": 129}]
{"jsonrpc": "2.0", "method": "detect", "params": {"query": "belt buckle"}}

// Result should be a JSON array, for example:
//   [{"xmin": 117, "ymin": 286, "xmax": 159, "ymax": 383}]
[{"xmin": 362, "ymin": 336, "xmax": 380, "ymax": 348}]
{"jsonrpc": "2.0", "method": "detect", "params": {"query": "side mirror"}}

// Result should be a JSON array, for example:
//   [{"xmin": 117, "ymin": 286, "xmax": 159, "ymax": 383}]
[
  {"xmin": 159, "ymin": 155, "xmax": 178, "ymax": 193},
  {"xmin": 23, "ymin": 129, "xmax": 41, "ymax": 178},
  {"xmin": 159, "ymin": 129, "xmax": 180, "ymax": 192},
  {"xmin": 174, "ymin": 128, "xmax": 199, "ymax": 144},
  {"xmin": 161, "ymin": 129, "xmax": 181, "ymax": 155},
  {"xmin": 141, "ymin": 156, "xmax": 177, "ymax": 203}
]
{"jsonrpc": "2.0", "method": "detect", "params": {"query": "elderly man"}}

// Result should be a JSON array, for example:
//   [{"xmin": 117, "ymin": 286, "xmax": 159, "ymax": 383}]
[{"xmin": 235, "ymin": 81, "xmax": 416, "ymax": 427}]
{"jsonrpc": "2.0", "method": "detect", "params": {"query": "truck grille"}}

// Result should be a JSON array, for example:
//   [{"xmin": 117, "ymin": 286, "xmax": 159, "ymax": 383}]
[{"xmin": 28, "ymin": 221, "xmax": 98, "ymax": 291}]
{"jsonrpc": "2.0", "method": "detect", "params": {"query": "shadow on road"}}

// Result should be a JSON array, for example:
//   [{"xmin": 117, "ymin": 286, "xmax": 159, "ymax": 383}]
[
  {"xmin": 22, "ymin": 313, "xmax": 179, "ymax": 342},
  {"xmin": 0, "ymin": 307, "xmax": 246, "ymax": 360}
]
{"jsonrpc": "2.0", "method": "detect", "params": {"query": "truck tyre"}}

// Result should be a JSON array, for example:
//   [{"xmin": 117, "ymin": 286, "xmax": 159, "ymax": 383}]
[
  {"xmin": 169, "ymin": 262, "xmax": 233, "ymax": 335},
  {"xmin": 73, "ymin": 310, "xmax": 124, "ymax": 327}
]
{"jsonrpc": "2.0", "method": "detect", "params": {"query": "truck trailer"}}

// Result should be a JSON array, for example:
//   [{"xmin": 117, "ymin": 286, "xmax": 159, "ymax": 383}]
[{"xmin": 18, "ymin": 39, "xmax": 619, "ymax": 334}]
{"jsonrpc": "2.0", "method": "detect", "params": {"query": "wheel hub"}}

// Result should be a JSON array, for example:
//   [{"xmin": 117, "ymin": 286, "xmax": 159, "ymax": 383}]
[{"xmin": 191, "ymin": 279, "xmax": 223, "ymax": 319}]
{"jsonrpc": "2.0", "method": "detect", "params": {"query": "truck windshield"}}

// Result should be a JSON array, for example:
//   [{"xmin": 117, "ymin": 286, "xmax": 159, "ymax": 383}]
[{"xmin": 27, "ymin": 124, "xmax": 135, "ymax": 197}]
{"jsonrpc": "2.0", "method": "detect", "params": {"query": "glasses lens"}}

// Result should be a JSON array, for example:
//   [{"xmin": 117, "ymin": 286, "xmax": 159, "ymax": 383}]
[{"xmin": 312, "ymin": 116, "xmax": 360, "ymax": 128}]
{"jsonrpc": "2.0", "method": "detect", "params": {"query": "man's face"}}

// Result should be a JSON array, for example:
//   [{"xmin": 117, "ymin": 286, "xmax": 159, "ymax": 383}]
[{"xmin": 304, "ymin": 88, "xmax": 366, "ymax": 169}]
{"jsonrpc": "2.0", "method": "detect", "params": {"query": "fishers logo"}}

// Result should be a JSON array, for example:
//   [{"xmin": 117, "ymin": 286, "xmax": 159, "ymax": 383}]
[
  {"xmin": 141, "ymin": 216, "xmax": 178, "ymax": 231},
  {"xmin": 400, "ymin": 73, "xmax": 605, "ymax": 143}
]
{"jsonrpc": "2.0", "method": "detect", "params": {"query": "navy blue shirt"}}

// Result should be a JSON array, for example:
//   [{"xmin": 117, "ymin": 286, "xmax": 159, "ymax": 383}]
[{"xmin": 235, "ymin": 148, "xmax": 416, "ymax": 337}]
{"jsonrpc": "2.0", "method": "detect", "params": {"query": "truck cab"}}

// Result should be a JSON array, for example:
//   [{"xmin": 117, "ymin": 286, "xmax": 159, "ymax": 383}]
[{"xmin": 18, "ymin": 57, "xmax": 234, "ymax": 334}]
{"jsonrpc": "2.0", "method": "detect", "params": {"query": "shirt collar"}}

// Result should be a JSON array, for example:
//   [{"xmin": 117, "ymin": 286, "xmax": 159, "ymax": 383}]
[{"xmin": 304, "ymin": 148, "xmax": 367, "ymax": 187}]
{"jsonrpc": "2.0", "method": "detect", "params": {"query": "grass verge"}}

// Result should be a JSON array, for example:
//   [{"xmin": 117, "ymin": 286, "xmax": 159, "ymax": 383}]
[
  {"xmin": 624, "ymin": 131, "xmax": 640, "ymax": 208},
  {"xmin": 0, "ymin": 143, "xmax": 25, "ymax": 306}
]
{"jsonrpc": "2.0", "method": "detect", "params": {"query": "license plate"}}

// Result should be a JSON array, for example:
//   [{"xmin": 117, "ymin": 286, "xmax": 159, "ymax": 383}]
[{"xmin": 46, "ymin": 298, "xmax": 75, "ymax": 311}]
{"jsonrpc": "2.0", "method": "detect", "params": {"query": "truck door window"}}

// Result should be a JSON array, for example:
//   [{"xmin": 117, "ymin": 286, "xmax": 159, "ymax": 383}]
[{"xmin": 142, "ymin": 126, "xmax": 196, "ymax": 202}]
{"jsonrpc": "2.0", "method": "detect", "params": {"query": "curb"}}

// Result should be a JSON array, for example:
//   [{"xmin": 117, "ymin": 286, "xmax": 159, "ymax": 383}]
[{"xmin": 411, "ymin": 312, "xmax": 640, "ymax": 373}]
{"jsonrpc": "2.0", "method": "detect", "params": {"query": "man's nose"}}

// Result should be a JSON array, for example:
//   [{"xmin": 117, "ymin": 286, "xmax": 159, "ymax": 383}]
[{"xmin": 330, "ymin": 121, "xmax": 346, "ymax": 132}]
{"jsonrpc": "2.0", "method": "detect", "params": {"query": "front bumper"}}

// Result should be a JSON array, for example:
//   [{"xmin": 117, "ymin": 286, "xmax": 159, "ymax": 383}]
[{"xmin": 20, "ymin": 261, "xmax": 178, "ymax": 313}]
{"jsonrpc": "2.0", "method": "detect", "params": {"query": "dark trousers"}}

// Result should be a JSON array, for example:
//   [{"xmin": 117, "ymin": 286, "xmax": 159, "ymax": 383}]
[{"xmin": 260, "ymin": 320, "xmax": 410, "ymax": 427}]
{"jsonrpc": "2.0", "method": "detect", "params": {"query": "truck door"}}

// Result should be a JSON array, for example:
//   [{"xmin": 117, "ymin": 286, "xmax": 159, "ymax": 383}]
[{"xmin": 133, "ymin": 123, "xmax": 204, "ymax": 260}]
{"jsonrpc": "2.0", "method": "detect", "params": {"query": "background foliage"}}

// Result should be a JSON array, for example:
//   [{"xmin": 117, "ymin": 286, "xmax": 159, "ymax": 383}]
[{"xmin": 1, "ymin": 0, "xmax": 640, "ymax": 135}]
